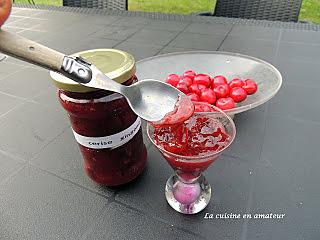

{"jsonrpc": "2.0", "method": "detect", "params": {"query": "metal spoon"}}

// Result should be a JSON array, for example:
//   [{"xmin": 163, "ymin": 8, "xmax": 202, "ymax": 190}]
[
  {"xmin": 69, "ymin": 61, "xmax": 184, "ymax": 122},
  {"xmin": 0, "ymin": 30, "xmax": 183, "ymax": 122}
]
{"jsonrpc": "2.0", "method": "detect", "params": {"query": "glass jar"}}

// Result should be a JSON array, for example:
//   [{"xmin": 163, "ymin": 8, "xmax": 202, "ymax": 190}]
[{"xmin": 50, "ymin": 49, "xmax": 147, "ymax": 186}]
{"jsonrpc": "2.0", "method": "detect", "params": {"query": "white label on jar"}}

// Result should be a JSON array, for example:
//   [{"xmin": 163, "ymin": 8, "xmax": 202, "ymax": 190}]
[{"xmin": 72, "ymin": 117, "xmax": 141, "ymax": 149}]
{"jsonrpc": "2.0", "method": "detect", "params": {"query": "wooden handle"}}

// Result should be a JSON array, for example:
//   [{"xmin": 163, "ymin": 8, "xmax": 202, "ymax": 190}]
[{"xmin": 0, "ymin": 29, "xmax": 65, "ymax": 71}]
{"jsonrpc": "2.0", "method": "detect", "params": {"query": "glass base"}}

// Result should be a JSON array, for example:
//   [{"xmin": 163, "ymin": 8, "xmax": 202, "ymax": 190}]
[{"xmin": 165, "ymin": 174, "xmax": 211, "ymax": 214}]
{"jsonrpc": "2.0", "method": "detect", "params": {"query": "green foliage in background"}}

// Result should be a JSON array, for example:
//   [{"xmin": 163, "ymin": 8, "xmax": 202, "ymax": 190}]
[
  {"xmin": 129, "ymin": 0, "xmax": 215, "ymax": 14},
  {"xmin": 299, "ymin": 0, "xmax": 320, "ymax": 23},
  {"xmin": 14, "ymin": 0, "xmax": 320, "ymax": 24}
]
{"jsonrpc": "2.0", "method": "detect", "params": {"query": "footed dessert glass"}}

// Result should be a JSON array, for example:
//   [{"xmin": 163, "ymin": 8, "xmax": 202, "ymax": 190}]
[{"xmin": 147, "ymin": 103, "xmax": 236, "ymax": 214}]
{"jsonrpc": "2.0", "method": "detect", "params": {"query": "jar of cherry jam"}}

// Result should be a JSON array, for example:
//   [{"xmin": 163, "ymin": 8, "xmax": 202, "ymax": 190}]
[{"xmin": 50, "ymin": 49, "xmax": 147, "ymax": 186}]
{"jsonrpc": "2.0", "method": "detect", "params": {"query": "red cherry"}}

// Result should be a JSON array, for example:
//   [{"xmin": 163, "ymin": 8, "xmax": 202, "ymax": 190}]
[
  {"xmin": 229, "ymin": 78, "xmax": 244, "ymax": 89},
  {"xmin": 166, "ymin": 74, "xmax": 180, "ymax": 87},
  {"xmin": 187, "ymin": 93, "xmax": 200, "ymax": 101},
  {"xmin": 242, "ymin": 79, "xmax": 258, "ymax": 95},
  {"xmin": 214, "ymin": 84, "xmax": 230, "ymax": 99},
  {"xmin": 215, "ymin": 97, "xmax": 236, "ymax": 110},
  {"xmin": 194, "ymin": 74, "xmax": 211, "ymax": 87},
  {"xmin": 212, "ymin": 75, "xmax": 228, "ymax": 88},
  {"xmin": 176, "ymin": 82, "xmax": 189, "ymax": 94},
  {"xmin": 230, "ymin": 87, "xmax": 247, "ymax": 103},
  {"xmin": 200, "ymin": 88, "xmax": 216, "ymax": 104},
  {"xmin": 179, "ymin": 76, "xmax": 193, "ymax": 87},
  {"xmin": 198, "ymin": 84, "xmax": 207, "ymax": 91},
  {"xmin": 189, "ymin": 84, "xmax": 201, "ymax": 96},
  {"xmin": 183, "ymin": 70, "xmax": 196, "ymax": 80}
]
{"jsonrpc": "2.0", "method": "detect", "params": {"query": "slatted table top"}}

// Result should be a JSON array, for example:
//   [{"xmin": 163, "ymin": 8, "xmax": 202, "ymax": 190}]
[{"xmin": 0, "ymin": 5, "xmax": 319, "ymax": 240}]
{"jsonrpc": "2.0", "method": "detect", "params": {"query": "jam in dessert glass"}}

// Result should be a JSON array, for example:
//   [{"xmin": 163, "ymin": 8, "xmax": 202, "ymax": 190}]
[{"xmin": 147, "ymin": 103, "xmax": 236, "ymax": 214}]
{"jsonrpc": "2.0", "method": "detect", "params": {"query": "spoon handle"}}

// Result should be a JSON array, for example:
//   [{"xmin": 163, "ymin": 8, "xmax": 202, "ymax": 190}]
[
  {"xmin": 0, "ymin": 29, "xmax": 65, "ymax": 71},
  {"xmin": 0, "ymin": 30, "xmax": 93, "ymax": 84}
]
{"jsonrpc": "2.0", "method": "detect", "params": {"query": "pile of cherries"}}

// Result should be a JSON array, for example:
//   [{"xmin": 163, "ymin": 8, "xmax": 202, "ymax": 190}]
[{"xmin": 166, "ymin": 70, "xmax": 258, "ymax": 110}]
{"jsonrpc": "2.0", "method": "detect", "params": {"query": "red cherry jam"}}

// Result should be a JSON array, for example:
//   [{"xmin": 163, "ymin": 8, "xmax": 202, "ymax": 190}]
[
  {"xmin": 58, "ymin": 75, "xmax": 147, "ymax": 186},
  {"xmin": 153, "ymin": 95, "xmax": 194, "ymax": 126},
  {"xmin": 154, "ymin": 113, "xmax": 231, "ymax": 172}
]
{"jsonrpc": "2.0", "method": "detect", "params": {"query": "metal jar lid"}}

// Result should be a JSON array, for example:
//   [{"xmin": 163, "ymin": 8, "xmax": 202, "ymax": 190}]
[{"xmin": 50, "ymin": 49, "xmax": 136, "ymax": 93}]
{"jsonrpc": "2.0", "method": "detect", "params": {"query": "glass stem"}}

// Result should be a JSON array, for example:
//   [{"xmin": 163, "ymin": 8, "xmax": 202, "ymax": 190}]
[{"xmin": 175, "ymin": 170, "xmax": 201, "ymax": 184}]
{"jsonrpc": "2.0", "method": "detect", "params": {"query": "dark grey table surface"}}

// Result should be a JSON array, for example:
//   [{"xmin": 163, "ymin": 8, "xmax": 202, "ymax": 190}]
[{"xmin": 0, "ymin": 5, "xmax": 319, "ymax": 240}]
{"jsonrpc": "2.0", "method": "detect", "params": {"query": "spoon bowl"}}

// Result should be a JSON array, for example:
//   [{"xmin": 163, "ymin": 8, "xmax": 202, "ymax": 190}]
[
  {"xmin": 123, "ymin": 79, "xmax": 183, "ymax": 122},
  {"xmin": 87, "ymin": 66, "xmax": 185, "ymax": 122}
]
